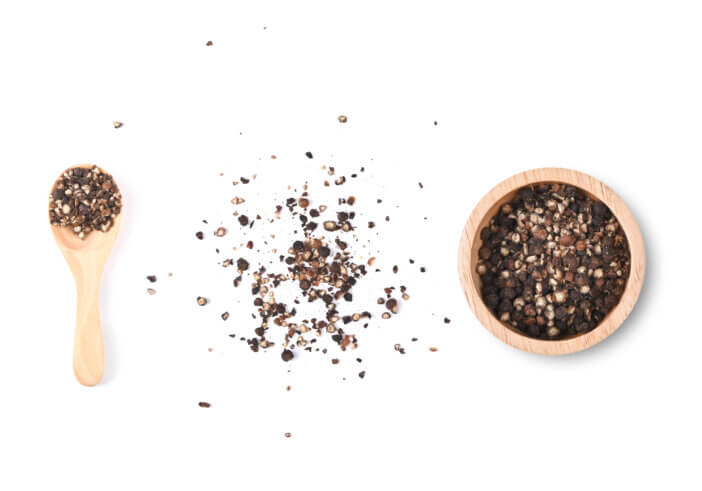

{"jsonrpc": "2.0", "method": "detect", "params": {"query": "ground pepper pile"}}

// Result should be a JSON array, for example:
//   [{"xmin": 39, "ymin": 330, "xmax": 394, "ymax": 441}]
[
  {"xmin": 477, "ymin": 183, "xmax": 630, "ymax": 339},
  {"xmin": 195, "ymin": 165, "xmax": 411, "ymax": 365}
]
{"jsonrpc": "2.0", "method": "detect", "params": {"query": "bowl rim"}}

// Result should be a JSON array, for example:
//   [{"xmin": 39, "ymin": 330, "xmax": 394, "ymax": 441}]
[{"xmin": 458, "ymin": 167, "xmax": 646, "ymax": 355}]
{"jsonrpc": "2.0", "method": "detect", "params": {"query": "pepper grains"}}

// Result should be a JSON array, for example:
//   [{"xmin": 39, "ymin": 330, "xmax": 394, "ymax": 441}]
[
  {"xmin": 247, "ymin": 233, "xmax": 371, "ymax": 359},
  {"xmin": 49, "ymin": 166, "xmax": 122, "ymax": 239},
  {"xmin": 476, "ymin": 183, "xmax": 631, "ymax": 340},
  {"xmin": 194, "ymin": 164, "xmax": 413, "ymax": 365}
]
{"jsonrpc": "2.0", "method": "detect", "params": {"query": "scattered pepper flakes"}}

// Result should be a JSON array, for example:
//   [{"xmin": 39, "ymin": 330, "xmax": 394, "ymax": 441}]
[{"xmin": 185, "ymin": 163, "xmax": 426, "ymax": 380}]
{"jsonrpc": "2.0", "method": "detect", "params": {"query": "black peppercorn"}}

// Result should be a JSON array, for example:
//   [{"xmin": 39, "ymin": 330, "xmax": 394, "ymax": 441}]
[{"xmin": 475, "ymin": 183, "xmax": 630, "ymax": 340}]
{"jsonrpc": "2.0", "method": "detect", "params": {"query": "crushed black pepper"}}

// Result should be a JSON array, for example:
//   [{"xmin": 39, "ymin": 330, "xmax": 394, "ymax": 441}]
[
  {"xmin": 476, "ymin": 183, "xmax": 631, "ymax": 340},
  {"xmin": 49, "ymin": 165, "xmax": 122, "ymax": 239},
  {"xmin": 281, "ymin": 349, "xmax": 294, "ymax": 362},
  {"xmin": 185, "ymin": 162, "xmax": 432, "ymax": 380}
]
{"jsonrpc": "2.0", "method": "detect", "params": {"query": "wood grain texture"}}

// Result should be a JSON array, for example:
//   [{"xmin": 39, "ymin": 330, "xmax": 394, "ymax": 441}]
[
  {"xmin": 458, "ymin": 168, "xmax": 645, "ymax": 355},
  {"xmin": 50, "ymin": 165, "xmax": 122, "ymax": 385}
]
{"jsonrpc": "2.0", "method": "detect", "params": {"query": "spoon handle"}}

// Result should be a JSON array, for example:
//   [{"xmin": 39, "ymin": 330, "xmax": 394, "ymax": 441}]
[{"xmin": 72, "ymin": 263, "xmax": 105, "ymax": 386}]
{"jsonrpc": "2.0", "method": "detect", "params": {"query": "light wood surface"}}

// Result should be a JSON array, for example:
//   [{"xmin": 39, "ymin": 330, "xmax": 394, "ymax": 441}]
[
  {"xmin": 458, "ymin": 168, "xmax": 645, "ymax": 355},
  {"xmin": 50, "ymin": 165, "xmax": 122, "ymax": 385}
]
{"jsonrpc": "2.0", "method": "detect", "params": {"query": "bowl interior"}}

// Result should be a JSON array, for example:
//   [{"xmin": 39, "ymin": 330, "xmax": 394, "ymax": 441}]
[{"xmin": 469, "ymin": 182, "xmax": 631, "ymax": 341}]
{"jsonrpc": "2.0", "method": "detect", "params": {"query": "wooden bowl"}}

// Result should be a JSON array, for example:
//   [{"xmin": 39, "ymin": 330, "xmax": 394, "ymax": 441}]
[{"xmin": 458, "ymin": 168, "xmax": 645, "ymax": 355}]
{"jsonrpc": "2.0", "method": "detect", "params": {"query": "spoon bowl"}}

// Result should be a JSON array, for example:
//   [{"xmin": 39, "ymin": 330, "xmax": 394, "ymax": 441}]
[{"xmin": 50, "ymin": 164, "xmax": 122, "ymax": 385}]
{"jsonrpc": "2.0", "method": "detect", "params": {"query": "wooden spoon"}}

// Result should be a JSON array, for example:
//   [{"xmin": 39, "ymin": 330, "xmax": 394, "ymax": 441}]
[{"xmin": 50, "ymin": 165, "xmax": 122, "ymax": 386}]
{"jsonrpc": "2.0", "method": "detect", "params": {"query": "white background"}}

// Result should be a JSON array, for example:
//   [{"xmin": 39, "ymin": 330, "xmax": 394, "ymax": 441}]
[{"xmin": 1, "ymin": 1, "xmax": 700, "ymax": 490}]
